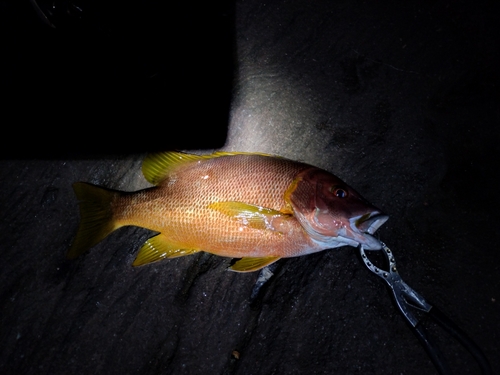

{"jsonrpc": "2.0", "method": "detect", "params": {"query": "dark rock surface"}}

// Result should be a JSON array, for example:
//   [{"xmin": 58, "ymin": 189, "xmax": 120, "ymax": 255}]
[{"xmin": 1, "ymin": 0, "xmax": 499, "ymax": 374}]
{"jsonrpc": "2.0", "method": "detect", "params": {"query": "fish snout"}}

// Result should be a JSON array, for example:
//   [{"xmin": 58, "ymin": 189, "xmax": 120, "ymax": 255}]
[
  {"xmin": 355, "ymin": 212, "xmax": 389, "ymax": 234},
  {"xmin": 350, "ymin": 212, "xmax": 389, "ymax": 250}
]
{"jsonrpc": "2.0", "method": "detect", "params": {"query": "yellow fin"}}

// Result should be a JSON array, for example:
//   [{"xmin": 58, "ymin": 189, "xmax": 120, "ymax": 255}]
[
  {"xmin": 229, "ymin": 257, "xmax": 281, "ymax": 272},
  {"xmin": 142, "ymin": 151, "xmax": 279, "ymax": 185},
  {"xmin": 208, "ymin": 201, "xmax": 291, "ymax": 231},
  {"xmin": 211, "ymin": 151, "xmax": 277, "ymax": 158},
  {"xmin": 132, "ymin": 233, "xmax": 199, "ymax": 266},
  {"xmin": 67, "ymin": 182, "xmax": 120, "ymax": 259},
  {"xmin": 142, "ymin": 151, "xmax": 206, "ymax": 185}
]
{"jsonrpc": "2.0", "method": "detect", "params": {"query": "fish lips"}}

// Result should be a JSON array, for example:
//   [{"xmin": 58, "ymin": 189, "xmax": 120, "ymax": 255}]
[{"xmin": 349, "ymin": 212, "xmax": 389, "ymax": 250}]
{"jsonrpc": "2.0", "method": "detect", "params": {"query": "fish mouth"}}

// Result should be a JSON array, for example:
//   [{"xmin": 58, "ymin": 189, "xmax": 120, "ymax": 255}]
[
  {"xmin": 349, "ymin": 212, "xmax": 389, "ymax": 250},
  {"xmin": 355, "ymin": 212, "xmax": 389, "ymax": 234}
]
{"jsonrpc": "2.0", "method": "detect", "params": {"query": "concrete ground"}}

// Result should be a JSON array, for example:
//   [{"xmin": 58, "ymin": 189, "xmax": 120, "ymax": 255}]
[{"xmin": 1, "ymin": 0, "xmax": 499, "ymax": 374}]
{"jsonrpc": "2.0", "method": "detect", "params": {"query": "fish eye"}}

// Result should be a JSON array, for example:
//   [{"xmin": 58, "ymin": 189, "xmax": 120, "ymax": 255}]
[{"xmin": 330, "ymin": 186, "xmax": 347, "ymax": 198}]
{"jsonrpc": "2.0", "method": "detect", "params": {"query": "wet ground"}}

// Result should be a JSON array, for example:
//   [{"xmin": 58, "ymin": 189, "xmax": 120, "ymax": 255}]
[{"xmin": 1, "ymin": 0, "xmax": 499, "ymax": 374}]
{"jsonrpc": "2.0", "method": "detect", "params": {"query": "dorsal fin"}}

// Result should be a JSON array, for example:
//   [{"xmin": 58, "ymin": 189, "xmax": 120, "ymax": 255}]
[
  {"xmin": 142, "ymin": 151, "xmax": 206, "ymax": 185},
  {"xmin": 142, "ymin": 151, "xmax": 278, "ymax": 185},
  {"xmin": 211, "ymin": 151, "xmax": 276, "ymax": 157}
]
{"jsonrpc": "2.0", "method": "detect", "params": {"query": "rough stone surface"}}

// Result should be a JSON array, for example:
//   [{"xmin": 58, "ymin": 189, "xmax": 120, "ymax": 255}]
[{"xmin": 1, "ymin": 0, "xmax": 499, "ymax": 374}]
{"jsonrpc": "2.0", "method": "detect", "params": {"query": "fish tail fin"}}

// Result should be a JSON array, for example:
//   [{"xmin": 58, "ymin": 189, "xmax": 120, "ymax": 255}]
[{"xmin": 67, "ymin": 182, "xmax": 120, "ymax": 259}]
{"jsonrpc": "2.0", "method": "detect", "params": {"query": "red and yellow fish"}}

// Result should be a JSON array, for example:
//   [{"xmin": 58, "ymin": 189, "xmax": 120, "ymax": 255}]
[{"xmin": 68, "ymin": 151, "xmax": 388, "ymax": 272}]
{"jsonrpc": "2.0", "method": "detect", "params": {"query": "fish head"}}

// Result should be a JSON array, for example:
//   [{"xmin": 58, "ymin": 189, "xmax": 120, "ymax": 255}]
[{"xmin": 287, "ymin": 168, "xmax": 388, "ymax": 250}]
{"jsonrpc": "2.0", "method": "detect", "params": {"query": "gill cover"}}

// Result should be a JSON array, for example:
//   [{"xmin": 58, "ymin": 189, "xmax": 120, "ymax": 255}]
[{"xmin": 286, "ymin": 168, "xmax": 387, "ymax": 250}]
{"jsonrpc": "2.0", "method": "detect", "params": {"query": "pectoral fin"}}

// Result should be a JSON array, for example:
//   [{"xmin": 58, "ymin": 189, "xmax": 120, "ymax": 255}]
[
  {"xmin": 133, "ymin": 233, "xmax": 199, "ymax": 266},
  {"xmin": 229, "ymin": 257, "xmax": 281, "ymax": 272},
  {"xmin": 208, "ymin": 201, "xmax": 291, "ymax": 232}
]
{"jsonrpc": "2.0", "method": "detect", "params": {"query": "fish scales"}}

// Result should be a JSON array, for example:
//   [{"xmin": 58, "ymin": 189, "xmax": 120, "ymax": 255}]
[
  {"xmin": 113, "ymin": 154, "xmax": 312, "ymax": 258},
  {"xmin": 69, "ymin": 151, "xmax": 388, "ymax": 272}
]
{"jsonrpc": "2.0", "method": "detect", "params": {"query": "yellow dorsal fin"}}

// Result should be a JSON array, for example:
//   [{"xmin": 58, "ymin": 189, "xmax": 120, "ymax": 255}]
[
  {"xmin": 211, "ymin": 151, "xmax": 277, "ymax": 157},
  {"xmin": 132, "ymin": 233, "xmax": 199, "ymax": 266},
  {"xmin": 229, "ymin": 257, "xmax": 281, "ymax": 272},
  {"xmin": 142, "ymin": 151, "xmax": 206, "ymax": 185},
  {"xmin": 142, "ymin": 151, "xmax": 279, "ymax": 185},
  {"xmin": 208, "ymin": 201, "xmax": 291, "ymax": 232}
]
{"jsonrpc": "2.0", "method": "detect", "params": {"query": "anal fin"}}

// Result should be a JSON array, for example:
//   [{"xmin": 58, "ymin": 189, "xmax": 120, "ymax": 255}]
[
  {"xmin": 229, "ymin": 256, "xmax": 281, "ymax": 272},
  {"xmin": 132, "ymin": 233, "xmax": 199, "ymax": 266}
]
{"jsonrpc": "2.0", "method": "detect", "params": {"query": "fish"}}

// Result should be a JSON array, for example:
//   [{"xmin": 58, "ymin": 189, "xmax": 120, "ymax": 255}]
[{"xmin": 68, "ymin": 151, "xmax": 388, "ymax": 272}]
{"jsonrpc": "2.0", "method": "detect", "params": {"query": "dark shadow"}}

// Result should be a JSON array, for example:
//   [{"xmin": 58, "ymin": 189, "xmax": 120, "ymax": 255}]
[{"xmin": 1, "ymin": 0, "xmax": 234, "ymax": 158}]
